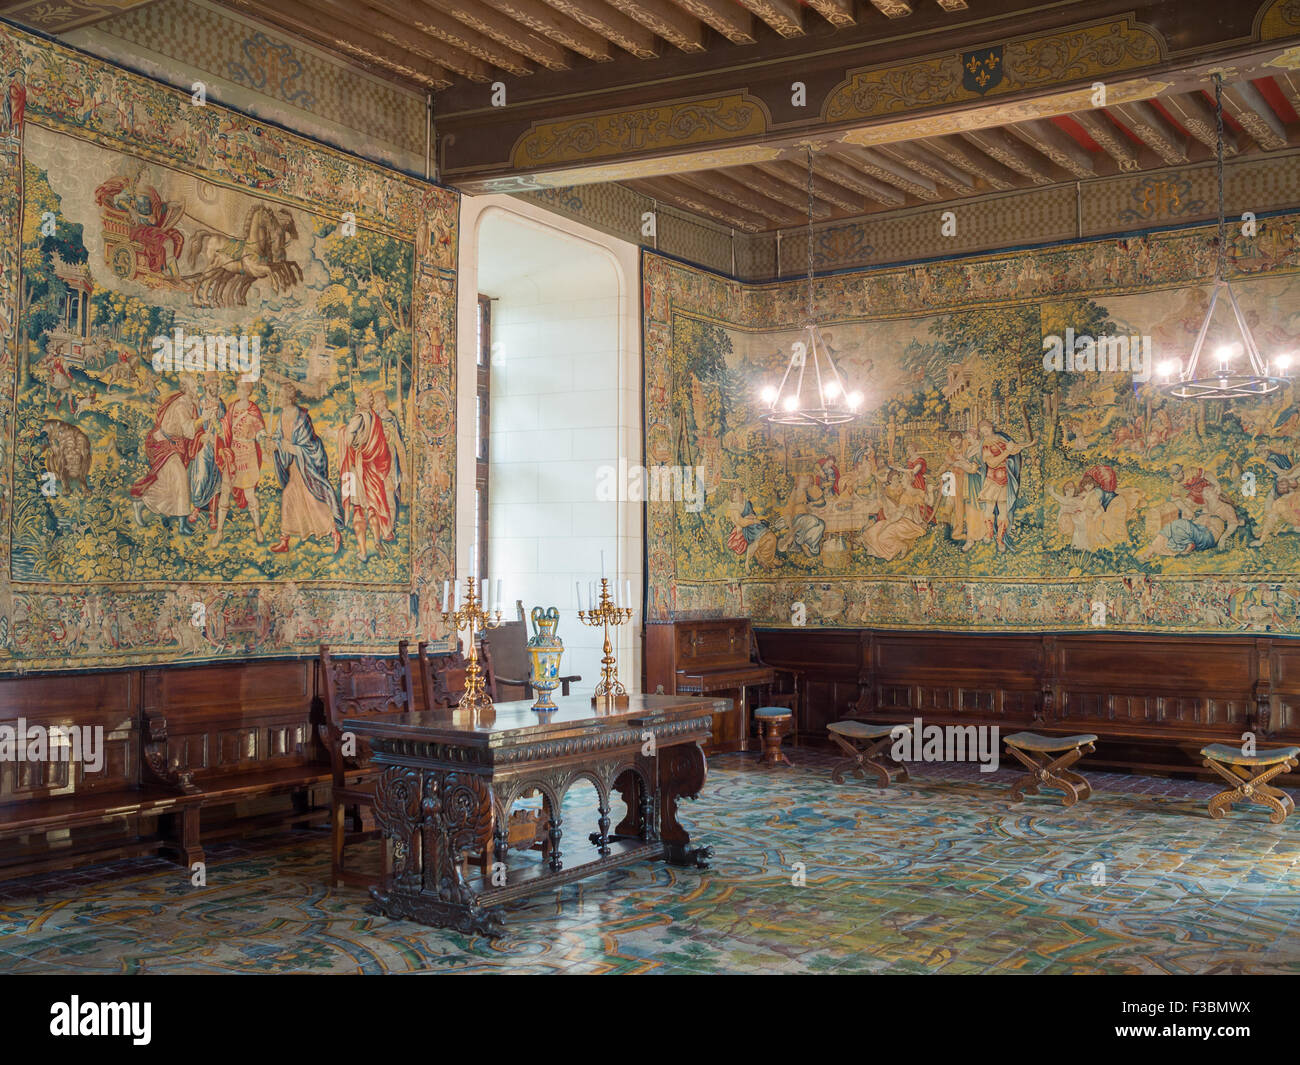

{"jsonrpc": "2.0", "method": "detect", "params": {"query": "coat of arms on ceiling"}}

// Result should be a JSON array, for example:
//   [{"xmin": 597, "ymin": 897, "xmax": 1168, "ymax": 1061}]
[{"xmin": 962, "ymin": 46, "xmax": 1004, "ymax": 96}]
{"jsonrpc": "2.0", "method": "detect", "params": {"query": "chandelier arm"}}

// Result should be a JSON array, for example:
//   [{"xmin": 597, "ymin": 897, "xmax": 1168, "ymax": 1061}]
[
  {"xmin": 809, "ymin": 326, "xmax": 827, "ymax": 402},
  {"xmin": 1183, "ymin": 283, "xmax": 1222, "ymax": 379},
  {"xmin": 1223, "ymin": 281, "xmax": 1266, "ymax": 371},
  {"xmin": 770, "ymin": 349, "xmax": 798, "ymax": 407}
]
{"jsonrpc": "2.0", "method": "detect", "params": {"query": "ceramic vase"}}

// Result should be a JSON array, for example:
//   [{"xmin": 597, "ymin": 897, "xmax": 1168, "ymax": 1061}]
[{"xmin": 527, "ymin": 606, "xmax": 564, "ymax": 711}]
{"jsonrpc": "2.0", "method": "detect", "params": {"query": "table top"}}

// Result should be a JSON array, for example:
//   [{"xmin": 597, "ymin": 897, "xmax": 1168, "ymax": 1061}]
[{"xmin": 343, "ymin": 693, "xmax": 726, "ymax": 748}]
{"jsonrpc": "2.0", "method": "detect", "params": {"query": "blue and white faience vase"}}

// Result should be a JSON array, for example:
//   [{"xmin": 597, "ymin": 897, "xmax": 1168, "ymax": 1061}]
[{"xmin": 527, "ymin": 606, "xmax": 564, "ymax": 711}]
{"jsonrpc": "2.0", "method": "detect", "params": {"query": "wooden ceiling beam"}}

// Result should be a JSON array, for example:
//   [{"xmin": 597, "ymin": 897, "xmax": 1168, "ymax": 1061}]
[
  {"xmin": 876, "ymin": 143, "xmax": 976, "ymax": 192},
  {"xmin": 960, "ymin": 127, "xmax": 1057, "ymax": 184},
  {"xmin": 360, "ymin": 0, "xmax": 533, "ymax": 76},
  {"xmin": 666, "ymin": 0, "xmax": 755, "ymax": 44},
  {"xmin": 1158, "ymin": 93, "xmax": 1240, "ymax": 156},
  {"xmin": 814, "ymin": 152, "xmax": 910, "ymax": 205},
  {"xmin": 675, "ymin": 171, "xmax": 805, "ymax": 225},
  {"xmin": 724, "ymin": 166, "xmax": 835, "ymax": 217},
  {"xmin": 1070, "ymin": 110, "xmax": 1142, "ymax": 171},
  {"xmin": 1011, "ymin": 118, "xmax": 1095, "ymax": 178},
  {"xmin": 866, "ymin": 0, "xmax": 914, "ymax": 17},
  {"xmin": 735, "ymin": 0, "xmax": 803, "ymax": 38},
  {"xmin": 630, "ymin": 176, "xmax": 769, "ymax": 231},
  {"xmin": 1273, "ymin": 71, "xmax": 1300, "ymax": 116},
  {"xmin": 425, "ymin": 0, "xmax": 572, "ymax": 69},
  {"xmin": 920, "ymin": 135, "xmax": 1020, "ymax": 190},
  {"xmin": 829, "ymin": 144, "xmax": 939, "ymax": 198},
  {"xmin": 1108, "ymin": 101, "xmax": 1189, "ymax": 165},
  {"xmin": 484, "ymin": 0, "xmax": 614, "ymax": 61},
  {"xmin": 1220, "ymin": 80, "xmax": 1289, "ymax": 150},
  {"xmin": 805, "ymin": 0, "xmax": 856, "ymax": 27},
  {"xmin": 756, "ymin": 161, "xmax": 864, "ymax": 212},
  {"xmin": 604, "ymin": 0, "xmax": 706, "ymax": 52},
  {"xmin": 220, "ymin": 0, "xmax": 454, "ymax": 86},
  {"xmin": 540, "ymin": 0, "xmax": 660, "ymax": 59}
]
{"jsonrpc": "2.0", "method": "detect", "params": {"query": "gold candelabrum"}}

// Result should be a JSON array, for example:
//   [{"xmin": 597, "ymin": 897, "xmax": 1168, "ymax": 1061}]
[
  {"xmin": 578, "ymin": 578, "xmax": 633, "ymax": 709},
  {"xmin": 440, "ymin": 576, "xmax": 503, "ymax": 715}
]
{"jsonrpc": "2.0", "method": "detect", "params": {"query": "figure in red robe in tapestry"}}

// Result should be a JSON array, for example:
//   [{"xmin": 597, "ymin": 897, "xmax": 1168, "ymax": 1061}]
[
  {"xmin": 3, "ymin": 69, "xmax": 25, "ymax": 145},
  {"xmin": 94, "ymin": 163, "xmax": 186, "ymax": 277},
  {"xmin": 337, "ymin": 388, "xmax": 391, "ymax": 563},
  {"xmin": 208, "ymin": 377, "xmax": 266, "ymax": 548},
  {"xmin": 130, "ymin": 374, "xmax": 201, "ymax": 534}
]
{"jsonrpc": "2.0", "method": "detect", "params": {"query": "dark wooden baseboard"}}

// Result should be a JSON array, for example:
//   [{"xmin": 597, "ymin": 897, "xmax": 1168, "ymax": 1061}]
[{"xmin": 751, "ymin": 627, "xmax": 1300, "ymax": 780}]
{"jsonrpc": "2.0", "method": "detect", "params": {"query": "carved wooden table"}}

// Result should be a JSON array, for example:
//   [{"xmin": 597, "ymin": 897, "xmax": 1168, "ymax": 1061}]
[{"xmin": 343, "ymin": 693, "xmax": 723, "ymax": 936}]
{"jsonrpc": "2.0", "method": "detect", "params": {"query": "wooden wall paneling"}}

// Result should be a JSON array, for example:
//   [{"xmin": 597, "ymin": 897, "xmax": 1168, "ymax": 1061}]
[
  {"xmin": 743, "ymin": 628, "xmax": 1300, "ymax": 781},
  {"xmin": 0, "ymin": 670, "xmax": 137, "ymax": 804}
]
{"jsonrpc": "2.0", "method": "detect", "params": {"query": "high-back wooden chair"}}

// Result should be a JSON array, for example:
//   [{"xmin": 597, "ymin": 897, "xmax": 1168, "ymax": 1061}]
[
  {"xmin": 417, "ymin": 640, "xmax": 498, "ymax": 709},
  {"xmin": 481, "ymin": 600, "xmax": 581, "ymax": 703},
  {"xmin": 318, "ymin": 641, "xmax": 416, "ymax": 888}
]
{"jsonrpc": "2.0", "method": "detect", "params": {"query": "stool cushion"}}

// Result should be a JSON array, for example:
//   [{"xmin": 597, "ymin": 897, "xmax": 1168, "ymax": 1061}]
[
  {"xmin": 828, "ymin": 720, "xmax": 908, "ymax": 740},
  {"xmin": 1004, "ymin": 731, "xmax": 1098, "ymax": 752},
  {"xmin": 1201, "ymin": 743, "xmax": 1300, "ymax": 766},
  {"xmin": 753, "ymin": 706, "xmax": 792, "ymax": 720}
]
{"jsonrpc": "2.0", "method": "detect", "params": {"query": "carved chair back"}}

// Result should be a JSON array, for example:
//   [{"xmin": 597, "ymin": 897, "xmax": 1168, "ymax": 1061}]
[
  {"xmin": 318, "ymin": 641, "xmax": 416, "ymax": 787},
  {"xmin": 417, "ymin": 641, "xmax": 497, "ymax": 710}
]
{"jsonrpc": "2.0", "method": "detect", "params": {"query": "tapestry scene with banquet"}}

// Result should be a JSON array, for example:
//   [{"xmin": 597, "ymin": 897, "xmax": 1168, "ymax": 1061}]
[
  {"xmin": 0, "ymin": 23, "xmax": 459, "ymax": 672},
  {"xmin": 644, "ymin": 213, "xmax": 1300, "ymax": 634}
]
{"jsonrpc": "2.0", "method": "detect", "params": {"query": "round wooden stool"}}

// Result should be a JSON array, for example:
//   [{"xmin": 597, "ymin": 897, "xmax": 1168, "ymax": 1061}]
[{"xmin": 754, "ymin": 706, "xmax": 792, "ymax": 766}]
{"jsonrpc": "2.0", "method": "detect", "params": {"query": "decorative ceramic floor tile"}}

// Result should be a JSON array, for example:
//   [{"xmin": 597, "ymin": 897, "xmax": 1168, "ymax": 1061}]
[{"xmin": 0, "ymin": 752, "xmax": 1298, "ymax": 974}]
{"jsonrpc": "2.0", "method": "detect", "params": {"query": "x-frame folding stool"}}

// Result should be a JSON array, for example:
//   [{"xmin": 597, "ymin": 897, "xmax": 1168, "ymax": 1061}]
[
  {"xmin": 1200, "ymin": 743, "xmax": 1300, "ymax": 824},
  {"xmin": 827, "ymin": 720, "xmax": 910, "ymax": 787},
  {"xmin": 1004, "ymin": 732, "xmax": 1098, "ymax": 807}
]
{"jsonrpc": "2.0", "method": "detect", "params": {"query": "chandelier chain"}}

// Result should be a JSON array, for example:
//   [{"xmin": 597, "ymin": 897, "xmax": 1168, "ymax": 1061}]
[
  {"xmin": 806, "ymin": 146, "xmax": 815, "ymax": 323},
  {"xmin": 1214, "ymin": 72, "xmax": 1225, "ymax": 283}
]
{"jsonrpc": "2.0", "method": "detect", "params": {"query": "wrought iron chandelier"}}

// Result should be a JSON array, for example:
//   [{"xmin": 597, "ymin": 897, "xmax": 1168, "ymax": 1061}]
[
  {"xmin": 1158, "ymin": 74, "xmax": 1291, "ymax": 399},
  {"xmin": 759, "ymin": 148, "xmax": 863, "ymax": 426}
]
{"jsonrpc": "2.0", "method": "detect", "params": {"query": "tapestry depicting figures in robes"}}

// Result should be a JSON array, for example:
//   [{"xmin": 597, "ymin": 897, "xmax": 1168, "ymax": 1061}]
[
  {"xmin": 643, "ymin": 209, "xmax": 1300, "ymax": 635},
  {"xmin": 0, "ymin": 25, "xmax": 457, "ymax": 670}
]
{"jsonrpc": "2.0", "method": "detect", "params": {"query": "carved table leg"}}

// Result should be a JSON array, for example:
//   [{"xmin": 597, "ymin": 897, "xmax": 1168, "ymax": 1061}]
[
  {"xmin": 366, "ymin": 767, "xmax": 505, "ymax": 937},
  {"xmin": 547, "ymin": 797, "xmax": 564, "ymax": 872},
  {"xmin": 593, "ymin": 803, "xmax": 611, "ymax": 856},
  {"xmin": 658, "ymin": 742, "xmax": 712, "ymax": 869}
]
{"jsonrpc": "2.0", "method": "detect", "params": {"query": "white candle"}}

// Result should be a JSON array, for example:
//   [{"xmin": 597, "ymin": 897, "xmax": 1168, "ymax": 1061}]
[
  {"xmin": 442, "ymin": 580, "xmax": 450, "ymax": 613},
  {"xmin": 590, "ymin": 580, "xmax": 596, "ymax": 608},
  {"xmin": 601, "ymin": 550, "xmax": 605, "ymax": 578},
  {"xmin": 454, "ymin": 579, "xmax": 461, "ymax": 608},
  {"xmin": 495, "ymin": 579, "xmax": 503, "ymax": 612},
  {"xmin": 482, "ymin": 575, "xmax": 490, "ymax": 611},
  {"xmin": 575, "ymin": 581, "xmax": 583, "ymax": 611},
  {"xmin": 625, "ymin": 580, "xmax": 632, "ymax": 608}
]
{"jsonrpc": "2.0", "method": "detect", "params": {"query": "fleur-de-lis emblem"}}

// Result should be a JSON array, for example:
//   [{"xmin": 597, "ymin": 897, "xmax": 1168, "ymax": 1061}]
[{"xmin": 961, "ymin": 46, "xmax": 1005, "ymax": 96}]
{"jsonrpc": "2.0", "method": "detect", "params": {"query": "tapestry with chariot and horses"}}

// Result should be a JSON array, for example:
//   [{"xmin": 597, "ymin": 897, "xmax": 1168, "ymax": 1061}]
[
  {"xmin": 643, "ymin": 211, "xmax": 1300, "ymax": 635},
  {"xmin": 0, "ymin": 23, "xmax": 458, "ymax": 670}
]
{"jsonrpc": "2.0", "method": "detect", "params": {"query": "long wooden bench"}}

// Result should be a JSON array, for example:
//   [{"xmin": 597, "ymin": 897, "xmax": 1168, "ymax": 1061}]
[{"xmin": 0, "ymin": 644, "xmax": 470, "ymax": 882}]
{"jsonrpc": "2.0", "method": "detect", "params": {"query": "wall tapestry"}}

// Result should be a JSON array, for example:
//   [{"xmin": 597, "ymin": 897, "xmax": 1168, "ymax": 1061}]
[
  {"xmin": 0, "ymin": 24, "xmax": 458, "ymax": 670},
  {"xmin": 644, "ymin": 211, "xmax": 1300, "ymax": 634}
]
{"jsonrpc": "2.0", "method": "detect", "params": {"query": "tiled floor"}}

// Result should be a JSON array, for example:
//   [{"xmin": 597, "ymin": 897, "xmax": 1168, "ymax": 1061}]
[{"xmin": 1, "ymin": 752, "xmax": 1298, "ymax": 974}]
